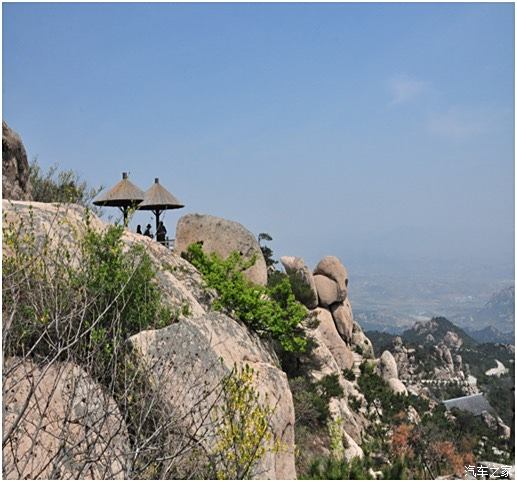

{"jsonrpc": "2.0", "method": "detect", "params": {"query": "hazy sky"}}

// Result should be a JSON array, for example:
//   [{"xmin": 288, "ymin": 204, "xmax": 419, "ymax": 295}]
[{"xmin": 3, "ymin": 3, "xmax": 514, "ymax": 281}]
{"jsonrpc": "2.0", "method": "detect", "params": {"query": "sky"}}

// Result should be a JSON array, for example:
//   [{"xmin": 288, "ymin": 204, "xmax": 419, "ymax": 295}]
[{"xmin": 3, "ymin": 2, "xmax": 515, "ymax": 285}]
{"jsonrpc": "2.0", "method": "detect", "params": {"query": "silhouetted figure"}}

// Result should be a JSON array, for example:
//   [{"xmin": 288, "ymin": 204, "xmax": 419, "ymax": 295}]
[
  {"xmin": 136, "ymin": 225, "xmax": 142, "ymax": 235},
  {"xmin": 156, "ymin": 221, "xmax": 167, "ymax": 244},
  {"xmin": 143, "ymin": 224, "xmax": 153, "ymax": 239}
]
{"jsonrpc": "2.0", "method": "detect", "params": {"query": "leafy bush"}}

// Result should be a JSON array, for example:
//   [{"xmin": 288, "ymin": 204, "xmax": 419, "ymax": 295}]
[
  {"xmin": 29, "ymin": 158, "xmax": 103, "ymax": 209},
  {"xmin": 183, "ymin": 242, "xmax": 308, "ymax": 353},
  {"xmin": 343, "ymin": 368, "xmax": 356, "ymax": 381},
  {"xmin": 211, "ymin": 364, "xmax": 278, "ymax": 479}
]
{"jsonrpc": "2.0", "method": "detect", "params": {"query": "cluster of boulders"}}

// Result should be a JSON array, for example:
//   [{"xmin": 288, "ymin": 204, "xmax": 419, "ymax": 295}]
[
  {"xmin": 280, "ymin": 254, "xmax": 377, "ymax": 460},
  {"xmin": 281, "ymin": 255, "xmax": 374, "ymax": 369}
]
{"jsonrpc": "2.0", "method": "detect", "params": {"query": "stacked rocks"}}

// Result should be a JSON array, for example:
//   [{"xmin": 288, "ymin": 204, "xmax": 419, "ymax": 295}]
[
  {"xmin": 281, "ymin": 254, "xmax": 376, "ymax": 462},
  {"xmin": 280, "ymin": 255, "xmax": 373, "ymax": 372}
]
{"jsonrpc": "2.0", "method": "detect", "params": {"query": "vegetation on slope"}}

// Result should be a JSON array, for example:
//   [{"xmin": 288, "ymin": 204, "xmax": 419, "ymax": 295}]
[{"xmin": 183, "ymin": 242, "xmax": 309, "ymax": 353}]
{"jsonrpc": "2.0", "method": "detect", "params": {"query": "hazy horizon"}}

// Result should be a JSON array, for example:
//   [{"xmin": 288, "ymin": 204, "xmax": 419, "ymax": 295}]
[{"xmin": 3, "ymin": 3, "xmax": 514, "ymax": 290}]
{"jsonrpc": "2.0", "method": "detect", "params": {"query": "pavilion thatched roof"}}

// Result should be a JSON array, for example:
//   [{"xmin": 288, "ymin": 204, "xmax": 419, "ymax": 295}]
[
  {"xmin": 138, "ymin": 178, "xmax": 184, "ymax": 211},
  {"xmin": 93, "ymin": 172, "xmax": 145, "ymax": 207}
]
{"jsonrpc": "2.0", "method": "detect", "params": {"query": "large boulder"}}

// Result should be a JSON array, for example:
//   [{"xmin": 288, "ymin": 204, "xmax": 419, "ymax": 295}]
[
  {"xmin": 314, "ymin": 274, "xmax": 342, "ymax": 307},
  {"xmin": 176, "ymin": 213, "xmax": 267, "ymax": 286},
  {"xmin": 280, "ymin": 256, "xmax": 318, "ymax": 309},
  {"xmin": 331, "ymin": 300, "xmax": 354, "ymax": 343},
  {"xmin": 311, "ymin": 308, "xmax": 354, "ymax": 370},
  {"xmin": 2, "ymin": 121, "xmax": 32, "ymax": 200},
  {"xmin": 387, "ymin": 378, "xmax": 408, "ymax": 396},
  {"xmin": 378, "ymin": 350, "xmax": 398, "ymax": 381},
  {"xmin": 3, "ymin": 359, "xmax": 129, "ymax": 479},
  {"xmin": 314, "ymin": 256, "xmax": 348, "ymax": 300},
  {"xmin": 128, "ymin": 312, "xmax": 296, "ymax": 480}
]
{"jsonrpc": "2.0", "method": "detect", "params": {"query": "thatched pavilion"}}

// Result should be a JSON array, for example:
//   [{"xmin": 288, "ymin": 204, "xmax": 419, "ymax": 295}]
[
  {"xmin": 93, "ymin": 172, "xmax": 144, "ymax": 225},
  {"xmin": 138, "ymin": 178, "xmax": 184, "ymax": 234}
]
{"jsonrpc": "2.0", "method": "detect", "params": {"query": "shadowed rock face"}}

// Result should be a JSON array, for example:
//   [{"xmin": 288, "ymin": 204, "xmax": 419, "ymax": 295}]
[
  {"xmin": 2, "ymin": 122, "xmax": 32, "ymax": 200},
  {"xmin": 175, "ymin": 213, "xmax": 268, "ymax": 286}
]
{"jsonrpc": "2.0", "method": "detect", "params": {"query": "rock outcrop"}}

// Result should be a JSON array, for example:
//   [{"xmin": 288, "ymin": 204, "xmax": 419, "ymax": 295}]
[
  {"xmin": 378, "ymin": 350, "xmax": 398, "ymax": 381},
  {"xmin": 129, "ymin": 312, "xmax": 296, "ymax": 479},
  {"xmin": 313, "ymin": 274, "xmax": 341, "ymax": 307},
  {"xmin": 176, "ymin": 213, "xmax": 268, "ymax": 286},
  {"xmin": 387, "ymin": 377, "xmax": 408, "ymax": 395},
  {"xmin": 3, "ymin": 359, "xmax": 129, "ymax": 479},
  {"xmin": 2, "ymin": 121, "xmax": 32, "ymax": 200},
  {"xmin": 280, "ymin": 253, "xmax": 374, "ymax": 460},
  {"xmin": 351, "ymin": 321, "xmax": 375, "ymax": 359},
  {"xmin": 331, "ymin": 300, "xmax": 354, "ymax": 343}
]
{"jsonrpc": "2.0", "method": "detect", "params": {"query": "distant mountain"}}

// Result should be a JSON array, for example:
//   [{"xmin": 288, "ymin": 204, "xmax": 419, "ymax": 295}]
[
  {"xmin": 472, "ymin": 286, "xmax": 514, "ymax": 332},
  {"xmin": 402, "ymin": 316, "xmax": 477, "ymax": 348},
  {"xmin": 467, "ymin": 325, "xmax": 514, "ymax": 344}
]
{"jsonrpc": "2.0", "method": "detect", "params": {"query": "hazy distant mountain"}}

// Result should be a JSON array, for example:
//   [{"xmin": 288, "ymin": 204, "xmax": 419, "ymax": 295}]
[
  {"xmin": 472, "ymin": 286, "xmax": 514, "ymax": 332},
  {"xmin": 401, "ymin": 316, "xmax": 477, "ymax": 348},
  {"xmin": 467, "ymin": 325, "xmax": 514, "ymax": 344}
]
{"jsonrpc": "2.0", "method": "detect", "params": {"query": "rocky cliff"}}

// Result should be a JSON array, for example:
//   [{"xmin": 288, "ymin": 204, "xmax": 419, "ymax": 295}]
[{"xmin": 2, "ymin": 198, "xmax": 381, "ymax": 479}]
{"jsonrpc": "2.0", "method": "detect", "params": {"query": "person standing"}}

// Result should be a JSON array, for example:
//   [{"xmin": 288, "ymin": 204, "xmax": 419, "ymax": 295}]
[
  {"xmin": 156, "ymin": 221, "xmax": 167, "ymax": 244},
  {"xmin": 143, "ymin": 224, "xmax": 153, "ymax": 238}
]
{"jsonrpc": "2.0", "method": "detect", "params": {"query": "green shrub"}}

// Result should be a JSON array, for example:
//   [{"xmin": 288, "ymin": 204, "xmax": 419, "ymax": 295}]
[
  {"xmin": 211, "ymin": 364, "xmax": 279, "ymax": 479},
  {"xmin": 343, "ymin": 368, "xmax": 356, "ymax": 381},
  {"xmin": 183, "ymin": 242, "xmax": 308, "ymax": 353},
  {"xmin": 303, "ymin": 456, "xmax": 372, "ymax": 480},
  {"xmin": 29, "ymin": 158, "xmax": 103, "ymax": 210},
  {"xmin": 3, "ymin": 209, "xmax": 173, "ymax": 383}
]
